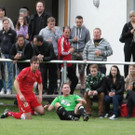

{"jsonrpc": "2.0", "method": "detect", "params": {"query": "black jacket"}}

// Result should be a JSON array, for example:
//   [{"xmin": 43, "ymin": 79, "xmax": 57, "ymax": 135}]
[
  {"xmin": 104, "ymin": 75, "xmax": 125, "ymax": 95},
  {"xmin": 33, "ymin": 41, "xmax": 56, "ymax": 61},
  {"xmin": 121, "ymin": 22, "xmax": 133, "ymax": 45},
  {"xmin": 0, "ymin": 28, "xmax": 16, "ymax": 54},
  {"xmin": 9, "ymin": 40, "xmax": 33, "ymax": 71},
  {"xmin": 28, "ymin": 12, "xmax": 50, "ymax": 41}
]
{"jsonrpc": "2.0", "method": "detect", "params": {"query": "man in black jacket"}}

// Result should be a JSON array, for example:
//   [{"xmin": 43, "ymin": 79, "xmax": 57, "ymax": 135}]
[
  {"xmin": 28, "ymin": 1, "xmax": 50, "ymax": 41},
  {"xmin": 33, "ymin": 35, "xmax": 56, "ymax": 95},
  {"xmin": 0, "ymin": 18, "xmax": 16, "ymax": 95},
  {"xmin": 10, "ymin": 35, "xmax": 33, "ymax": 73}
]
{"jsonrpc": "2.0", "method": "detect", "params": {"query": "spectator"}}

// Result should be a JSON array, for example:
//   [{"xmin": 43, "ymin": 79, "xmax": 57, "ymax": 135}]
[
  {"xmin": 104, "ymin": 65, "xmax": 125, "ymax": 120},
  {"xmin": 39, "ymin": 17, "xmax": 62, "ymax": 93},
  {"xmin": 10, "ymin": 35, "xmax": 33, "ymax": 73},
  {"xmin": 57, "ymin": 26, "xmax": 78, "ymax": 94},
  {"xmin": 84, "ymin": 64, "xmax": 105, "ymax": 118},
  {"xmin": 125, "ymin": 64, "xmax": 135, "ymax": 118},
  {"xmin": 39, "ymin": 17, "xmax": 62, "ymax": 57},
  {"xmin": 0, "ymin": 7, "xmax": 14, "ymax": 30},
  {"xmin": 70, "ymin": 16, "xmax": 90, "ymax": 94},
  {"xmin": 15, "ymin": 16, "xmax": 28, "ymax": 38},
  {"xmin": 0, "ymin": 56, "xmax": 45, "ymax": 119},
  {"xmin": 44, "ymin": 83, "xmax": 89, "ymax": 121},
  {"xmin": 33, "ymin": 35, "xmax": 56, "ymax": 95},
  {"xmin": 14, "ymin": 7, "xmax": 30, "ymax": 27},
  {"xmin": 120, "ymin": 11, "xmax": 135, "ymax": 77},
  {"xmin": 83, "ymin": 28, "xmax": 113, "ymax": 74},
  {"xmin": 28, "ymin": 1, "xmax": 50, "ymax": 41},
  {"xmin": 0, "ymin": 18, "xmax": 16, "ymax": 95}
]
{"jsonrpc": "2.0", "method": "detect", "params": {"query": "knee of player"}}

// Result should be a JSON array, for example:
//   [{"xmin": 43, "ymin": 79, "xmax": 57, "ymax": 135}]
[
  {"xmin": 38, "ymin": 109, "xmax": 45, "ymax": 115},
  {"xmin": 55, "ymin": 102, "xmax": 61, "ymax": 110},
  {"xmin": 21, "ymin": 113, "xmax": 32, "ymax": 120}
]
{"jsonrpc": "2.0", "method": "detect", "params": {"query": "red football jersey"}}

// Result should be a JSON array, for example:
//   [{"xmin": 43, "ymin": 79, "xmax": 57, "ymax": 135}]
[{"xmin": 16, "ymin": 67, "xmax": 42, "ymax": 96}]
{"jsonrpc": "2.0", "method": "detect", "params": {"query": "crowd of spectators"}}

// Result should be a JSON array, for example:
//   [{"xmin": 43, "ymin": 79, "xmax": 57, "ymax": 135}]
[{"xmin": 0, "ymin": 1, "xmax": 135, "ymax": 119}]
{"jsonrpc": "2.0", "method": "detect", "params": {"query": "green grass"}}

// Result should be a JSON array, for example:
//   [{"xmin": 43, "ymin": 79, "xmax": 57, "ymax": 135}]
[{"xmin": 1, "ymin": 100, "xmax": 135, "ymax": 135}]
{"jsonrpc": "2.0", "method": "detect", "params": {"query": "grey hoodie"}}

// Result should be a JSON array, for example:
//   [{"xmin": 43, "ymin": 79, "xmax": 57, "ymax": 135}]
[{"xmin": 70, "ymin": 25, "xmax": 90, "ymax": 52}]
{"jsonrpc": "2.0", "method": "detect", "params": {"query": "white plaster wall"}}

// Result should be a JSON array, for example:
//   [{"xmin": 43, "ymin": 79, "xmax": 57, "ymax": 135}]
[
  {"xmin": 58, "ymin": 0, "xmax": 65, "ymax": 28},
  {"xmin": 66, "ymin": 0, "xmax": 127, "ymax": 75}
]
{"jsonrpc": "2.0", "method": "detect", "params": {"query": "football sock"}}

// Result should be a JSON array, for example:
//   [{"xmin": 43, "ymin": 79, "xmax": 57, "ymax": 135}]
[
  {"xmin": 8, "ymin": 111, "xmax": 22, "ymax": 119},
  {"xmin": 78, "ymin": 105, "xmax": 87, "ymax": 116}
]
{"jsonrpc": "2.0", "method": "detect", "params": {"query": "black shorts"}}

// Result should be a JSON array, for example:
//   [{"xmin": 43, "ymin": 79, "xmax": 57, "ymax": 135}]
[{"xmin": 57, "ymin": 111, "xmax": 81, "ymax": 120}]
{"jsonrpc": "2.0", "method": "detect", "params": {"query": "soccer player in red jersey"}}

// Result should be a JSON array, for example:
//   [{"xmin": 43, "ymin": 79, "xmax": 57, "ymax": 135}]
[{"xmin": 1, "ymin": 56, "xmax": 45, "ymax": 119}]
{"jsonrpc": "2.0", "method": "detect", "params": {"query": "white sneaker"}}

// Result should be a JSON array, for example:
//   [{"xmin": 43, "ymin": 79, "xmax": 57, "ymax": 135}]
[
  {"xmin": 6, "ymin": 90, "xmax": 11, "ymax": 95},
  {"xmin": 104, "ymin": 113, "xmax": 109, "ymax": 118},
  {"xmin": 0, "ymin": 90, "xmax": 5, "ymax": 95},
  {"xmin": 109, "ymin": 114, "xmax": 117, "ymax": 120}
]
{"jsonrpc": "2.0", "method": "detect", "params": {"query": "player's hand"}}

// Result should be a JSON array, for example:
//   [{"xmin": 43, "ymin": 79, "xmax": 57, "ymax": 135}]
[
  {"xmin": 37, "ymin": 95, "xmax": 42, "ymax": 103},
  {"xmin": 44, "ymin": 105, "xmax": 49, "ymax": 110},
  {"xmin": 93, "ymin": 90, "xmax": 98, "ymax": 95},
  {"xmin": 19, "ymin": 94, "xmax": 25, "ymax": 102}
]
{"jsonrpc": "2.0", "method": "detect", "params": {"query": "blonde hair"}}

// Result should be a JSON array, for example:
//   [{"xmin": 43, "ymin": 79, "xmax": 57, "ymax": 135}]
[{"xmin": 129, "ymin": 10, "xmax": 135, "ymax": 18}]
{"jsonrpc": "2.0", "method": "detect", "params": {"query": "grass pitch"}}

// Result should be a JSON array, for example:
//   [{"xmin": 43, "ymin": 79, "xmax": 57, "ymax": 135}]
[{"xmin": 0, "ymin": 101, "xmax": 135, "ymax": 135}]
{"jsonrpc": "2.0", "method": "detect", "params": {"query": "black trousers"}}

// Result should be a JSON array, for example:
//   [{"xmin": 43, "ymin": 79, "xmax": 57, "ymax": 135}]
[
  {"xmin": 124, "ymin": 42, "xmax": 135, "ymax": 78},
  {"xmin": 39, "ymin": 63, "xmax": 57, "ymax": 94},
  {"xmin": 127, "ymin": 91, "xmax": 135, "ymax": 116},
  {"xmin": 67, "ymin": 66, "xmax": 78, "ymax": 94}
]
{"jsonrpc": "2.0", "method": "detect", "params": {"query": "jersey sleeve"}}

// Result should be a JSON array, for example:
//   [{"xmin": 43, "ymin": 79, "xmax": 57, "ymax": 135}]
[
  {"xmin": 51, "ymin": 97, "xmax": 59, "ymax": 107},
  {"xmin": 16, "ymin": 68, "xmax": 28, "ymax": 82},
  {"xmin": 74, "ymin": 95, "xmax": 81, "ymax": 100},
  {"xmin": 36, "ymin": 71, "xmax": 42, "ymax": 84}
]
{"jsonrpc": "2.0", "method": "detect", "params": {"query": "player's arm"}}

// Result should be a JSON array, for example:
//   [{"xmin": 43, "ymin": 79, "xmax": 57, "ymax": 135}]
[
  {"xmin": 14, "ymin": 79, "xmax": 25, "ymax": 102},
  {"xmin": 37, "ymin": 83, "xmax": 43, "ymax": 103},
  {"xmin": 44, "ymin": 105, "xmax": 54, "ymax": 111},
  {"xmin": 76, "ymin": 98, "xmax": 86, "ymax": 105}
]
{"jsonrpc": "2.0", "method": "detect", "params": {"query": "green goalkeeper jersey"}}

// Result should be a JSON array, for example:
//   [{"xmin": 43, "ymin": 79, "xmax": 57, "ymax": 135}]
[{"xmin": 51, "ymin": 95, "xmax": 81, "ymax": 111}]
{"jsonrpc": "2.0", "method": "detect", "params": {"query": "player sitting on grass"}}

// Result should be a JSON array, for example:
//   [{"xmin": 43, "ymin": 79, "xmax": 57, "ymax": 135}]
[
  {"xmin": 0, "ymin": 56, "xmax": 45, "ymax": 119},
  {"xmin": 44, "ymin": 83, "xmax": 89, "ymax": 121}
]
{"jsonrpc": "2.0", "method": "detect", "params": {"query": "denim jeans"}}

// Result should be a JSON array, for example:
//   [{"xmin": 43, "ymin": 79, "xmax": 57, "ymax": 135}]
[
  {"xmin": 104, "ymin": 95, "xmax": 123, "ymax": 117},
  {"xmin": 2, "ymin": 54, "xmax": 13, "ymax": 91}
]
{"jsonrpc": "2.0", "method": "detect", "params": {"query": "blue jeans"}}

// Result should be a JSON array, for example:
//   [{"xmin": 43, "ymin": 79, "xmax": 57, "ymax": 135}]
[
  {"xmin": 104, "ymin": 95, "xmax": 123, "ymax": 117},
  {"xmin": 2, "ymin": 54, "xmax": 13, "ymax": 91}
]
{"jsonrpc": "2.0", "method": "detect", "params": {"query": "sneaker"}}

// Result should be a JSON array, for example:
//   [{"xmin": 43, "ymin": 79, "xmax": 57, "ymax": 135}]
[
  {"xmin": 83, "ymin": 113, "xmax": 89, "ymax": 121},
  {"xmin": 99, "ymin": 114, "xmax": 103, "ymax": 119},
  {"xmin": 0, "ymin": 89, "xmax": 5, "ymax": 95},
  {"xmin": 0, "ymin": 109, "xmax": 10, "ymax": 118},
  {"xmin": 109, "ymin": 114, "xmax": 117, "ymax": 120},
  {"xmin": 104, "ymin": 113, "xmax": 109, "ymax": 118},
  {"xmin": 6, "ymin": 90, "xmax": 11, "ymax": 95}
]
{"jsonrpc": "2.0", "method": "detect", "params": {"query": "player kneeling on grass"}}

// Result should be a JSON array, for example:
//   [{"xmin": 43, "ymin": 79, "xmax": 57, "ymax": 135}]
[
  {"xmin": 0, "ymin": 56, "xmax": 45, "ymax": 120},
  {"xmin": 44, "ymin": 83, "xmax": 89, "ymax": 121}
]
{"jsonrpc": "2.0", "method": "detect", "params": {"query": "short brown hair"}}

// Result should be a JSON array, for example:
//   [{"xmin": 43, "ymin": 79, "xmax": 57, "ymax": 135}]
[
  {"xmin": 2, "ymin": 18, "xmax": 9, "ymax": 23},
  {"xmin": 89, "ymin": 64, "xmax": 99, "ymax": 70},
  {"xmin": 30, "ymin": 56, "xmax": 40, "ymax": 63},
  {"xmin": 62, "ymin": 83, "xmax": 70, "ymax": 88},
  {"xmin": 47, "ymin": 17, "xmax": 55, "ymax": 23}
]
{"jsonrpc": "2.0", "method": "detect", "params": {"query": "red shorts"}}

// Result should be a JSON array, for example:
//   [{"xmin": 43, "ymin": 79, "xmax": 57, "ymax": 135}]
[{"xmin": 17, "ymin": 93, "xmax": 41, "ymax": 113}]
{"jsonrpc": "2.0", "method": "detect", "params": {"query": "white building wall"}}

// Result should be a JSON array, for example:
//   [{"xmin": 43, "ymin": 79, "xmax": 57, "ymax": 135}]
[{"xmin": 58, "ymin": 0, "xmax": 128, "ymax": 75}]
